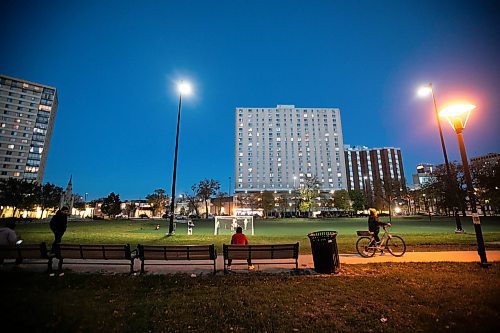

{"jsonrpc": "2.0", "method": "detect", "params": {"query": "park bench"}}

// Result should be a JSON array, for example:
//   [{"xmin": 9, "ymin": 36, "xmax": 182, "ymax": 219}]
[
  {"xmin": 54, "ymin": 244, "xmax": 137, "ymax": 274},
  {"xmin": 223, "ymin": 243, "xmax": 299, "ymax": 273},
  {"xmin": 137, "ymin": 244, "xmax": 217, "ymax": 274},
  {"xmin": 0, "ymin": 242, "xmax": 53, "ymax": 272}
]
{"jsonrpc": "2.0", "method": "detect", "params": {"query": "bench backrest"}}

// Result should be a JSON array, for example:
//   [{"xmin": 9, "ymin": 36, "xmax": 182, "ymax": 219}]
[
  {"xmin": 56, "ymin": 244, "xmax": 132, "ymax": 260},
  {"xmin": 223, "ymin": 243, "xmax": 299, "ymax": 260},
  {"xmin": 138, "ymin": 244, "xmax": 216, "ymax": 261},
  {"xmin": 0, "ymin": 242, "xmax": 48, "ymax": 260}
]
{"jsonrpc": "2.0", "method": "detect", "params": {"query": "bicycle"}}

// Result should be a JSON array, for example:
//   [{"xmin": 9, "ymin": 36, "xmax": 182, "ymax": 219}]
[{"xmin": 356, "ymin": 225, "xmax": 406, "ymax": 257}]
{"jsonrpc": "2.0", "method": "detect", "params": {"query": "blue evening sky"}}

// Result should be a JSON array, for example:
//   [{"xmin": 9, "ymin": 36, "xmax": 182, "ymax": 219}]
[{"xmin": 1, "ymin": 0, "xmax": 498, "ymax": 200}]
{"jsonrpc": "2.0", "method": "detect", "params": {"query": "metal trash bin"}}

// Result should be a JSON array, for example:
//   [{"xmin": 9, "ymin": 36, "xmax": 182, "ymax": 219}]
[{"xmin": 307, "ymin": 231, "xmax": 340, "ymax": 274}]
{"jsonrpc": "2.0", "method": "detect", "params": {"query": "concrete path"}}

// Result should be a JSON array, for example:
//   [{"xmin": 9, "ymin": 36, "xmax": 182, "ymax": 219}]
[{"xmin": 1, "ymin": 251, "xmax": 498, "ymax": 275}]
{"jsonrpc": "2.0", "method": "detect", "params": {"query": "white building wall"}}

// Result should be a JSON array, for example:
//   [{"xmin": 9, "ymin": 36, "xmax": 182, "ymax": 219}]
[{"xmin": 235, "ymin": 105, "xmax": 347, "ymax": 192}]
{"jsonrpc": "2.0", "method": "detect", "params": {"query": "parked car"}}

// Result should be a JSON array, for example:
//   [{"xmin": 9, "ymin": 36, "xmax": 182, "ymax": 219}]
[{"xmin": 139, "ymin": 214, "xmax": 149, "ymax": 219}]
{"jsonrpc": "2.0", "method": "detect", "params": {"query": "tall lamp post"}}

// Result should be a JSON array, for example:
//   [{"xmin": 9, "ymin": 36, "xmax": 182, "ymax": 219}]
[
  {"xmin": 418, "ymin": 83, "xmax": 463, "ymax": 232},
  {"xmin": 439, "ymin": 103, "xmax": 489, "ymax": 267},
  {"xmin": 168, "ymin": 81, "xmax": 192, "ymax": 235}
]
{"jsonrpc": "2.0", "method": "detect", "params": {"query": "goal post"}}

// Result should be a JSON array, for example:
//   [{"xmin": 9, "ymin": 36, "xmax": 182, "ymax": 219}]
[{"xmin": 214, "ymin": 216, "xmax": 254, "ymax": 236}]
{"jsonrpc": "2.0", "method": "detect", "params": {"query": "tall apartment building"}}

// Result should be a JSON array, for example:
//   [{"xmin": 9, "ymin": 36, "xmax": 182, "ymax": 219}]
[
  {"xmin": 0, "ymin": 75, "xmax": 58, "ymax": 182},
  {"xmin": 235, "ymin": 105, "xmax": 347, "ymax": 192},
  {"xmin": 344, "ymin": 145, "xmax": 406, "ymax": 191}
]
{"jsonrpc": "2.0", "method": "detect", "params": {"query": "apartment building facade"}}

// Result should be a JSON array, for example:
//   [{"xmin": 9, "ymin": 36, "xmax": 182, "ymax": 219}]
[
  {"xmin": 344, "ymin": 145, "xmax": 406, "ymax": 191},
  {"xmin": 0, "ymin": 75, "xmax": 58, "ymax": 182},
  {"xmin": 235, "ymin": 105, "xmax": 347, "ymax": 192}
]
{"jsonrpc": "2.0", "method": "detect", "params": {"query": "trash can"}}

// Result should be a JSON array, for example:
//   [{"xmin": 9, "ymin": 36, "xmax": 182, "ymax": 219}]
[{"xmin": 307, "ymin": 231, "xmax": 340, "ymax": 274}]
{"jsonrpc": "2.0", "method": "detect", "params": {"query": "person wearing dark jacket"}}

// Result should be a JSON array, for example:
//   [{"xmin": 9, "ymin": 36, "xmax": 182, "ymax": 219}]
[
  {"xmin": 368, "ymin": 208, "xmax": 390, "ymax": 244},
  {"xmin": 50, "ymin": 206, "xmax": 70, "ymax": 251}
]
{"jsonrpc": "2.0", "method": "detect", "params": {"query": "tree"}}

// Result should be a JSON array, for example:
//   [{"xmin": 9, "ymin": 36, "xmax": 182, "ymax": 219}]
[
  {"xmin": 0, "ymin": 178, "xmax": 38, "ymax": 217},
  {"xmin": 214, "ymin": 192, "xmax": 228, "ymax": 215},
  {"xmin": 100, "ymin": 192, "xmax": 122, "ymax": 218},
  {"xmin": 145, "ymin": 189, "xmax": 168, "ymax": 217},
  {"xmin": 193, "ymin": 179, "xmax": 220, "ymax": 218},
  {"xmin": 185, "ymin": 190, "xmax": 201, "ymax": 217},
  {"xmin": 124, "ymin": 201, "xmax": 137, "ymax": 218},
  {"xmin": 349, "ymin": 190, "xmax": 366, "ymax": 212},
  {"xmin": 73, "ymin": 194, "xmax": 86, "ymax": 210},
  {"xmin": 299, "ymin": 175, "xmax": 321, "ymax": 217},
  {"xmin": 472, "ymin": 161, "xmax": 500, "ymax": 215},
  {"xmin": 259, "ymin": 191, "xmax": 275, "ymax": 217},
  {"xmin": 37, "ymin": 182, "xmax": 63, "ymax": 217},
  {"xmin": 334, "ymin": 190, "xmax": 351, "ymax": 211}
]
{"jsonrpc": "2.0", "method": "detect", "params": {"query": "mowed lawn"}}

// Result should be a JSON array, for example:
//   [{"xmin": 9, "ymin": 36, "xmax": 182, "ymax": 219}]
[
  {"xmin": 14, "ymin": 216, "xmax": 500, "ymax": 254},
  {"xmin": 0, "ymin": 263, "xmax": 498, "ymax": 332}
]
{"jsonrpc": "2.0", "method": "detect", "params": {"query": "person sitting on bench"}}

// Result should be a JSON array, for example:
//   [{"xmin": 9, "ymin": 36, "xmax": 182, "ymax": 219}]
[{"xmin": 227, "ymin": 227, "xmax": 254, "ymax": 271}]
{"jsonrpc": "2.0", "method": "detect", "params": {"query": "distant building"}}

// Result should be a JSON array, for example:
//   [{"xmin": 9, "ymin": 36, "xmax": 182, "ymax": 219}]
[
  {"xmin": 234, "ymin": 105, "xmax": 347, "ymax": 193},
  {"xmin": 0, "ymin": 75, "xmax": 58, "ymax": 182},
  {"xmin": 470, "ymin": 152, "xmax": 499, "ymax": 168},
  {"xmin": 344, "ymin": 145, "xmax": 406, "ymax": 191},
  {"xmin": 412, "ymin": 163, "xmax": 434, "ymax": 188}
]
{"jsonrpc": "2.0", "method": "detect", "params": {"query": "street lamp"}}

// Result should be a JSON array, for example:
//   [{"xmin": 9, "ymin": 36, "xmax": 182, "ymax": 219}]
[
  {"xmin": 418, "ymin": 83, "xmax": 463, "ymax": 232},
  {"xmin": 439, "ymin": 103, "xmax": 489, "ymax": 267},
  {"xmin": 168, "ymin": 81, "xmax": 192, "ymax": 235}
]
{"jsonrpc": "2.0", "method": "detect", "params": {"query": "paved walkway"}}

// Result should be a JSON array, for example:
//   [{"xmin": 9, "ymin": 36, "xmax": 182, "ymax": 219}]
[{"xmin": 1, "ymin": 251, "xmax": 498, "ymax": 275}]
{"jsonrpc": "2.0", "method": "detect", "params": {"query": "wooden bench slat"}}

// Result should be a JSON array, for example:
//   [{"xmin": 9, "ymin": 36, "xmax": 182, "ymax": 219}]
[
  {"xmin": 138, "ymin": 244, "xmax": 217, "ymax": 274},
  {"xmin": 223, "ymin": 243, "xmax": 299, "ymax": 272},
  {"xmin": 56, "ymin": 244, "xmax": 135, "ymax": 274}
]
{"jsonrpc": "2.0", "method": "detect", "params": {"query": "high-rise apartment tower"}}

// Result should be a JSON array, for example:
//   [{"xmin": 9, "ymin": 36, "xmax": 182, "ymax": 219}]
[
  {"xmin": 0, "ymin": 75, "xmax": 58, "ymax": 182},
  {"xmin": 344, "ymin": 145, "xmax": 406, "ymax": 191},
  {"xmin": 235, "ymin": 105, "xmax": 347, "ymax": 192}
]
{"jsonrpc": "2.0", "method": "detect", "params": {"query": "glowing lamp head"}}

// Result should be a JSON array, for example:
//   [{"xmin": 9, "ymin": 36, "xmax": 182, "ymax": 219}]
[
  {"xmin": 178, "ymin": 81, "xmax": 192, "ymax": 95},
  {"xmin": 439, "ymin": 104, "xmax": 476, "ymax": 132},
  {"xmin": 417, "ymin": 84, "xmax": 433, "ymax": 97}
]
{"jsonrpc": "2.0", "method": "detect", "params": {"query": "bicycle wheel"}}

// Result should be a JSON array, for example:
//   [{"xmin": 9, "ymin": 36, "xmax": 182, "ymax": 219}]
[
  {"xmin": 356, "ymin": 237, "xmax": 376, "ymax": 257},
  {"xmin": 386, "ymin": 235, "xmax": 406, "ymax": 257}
]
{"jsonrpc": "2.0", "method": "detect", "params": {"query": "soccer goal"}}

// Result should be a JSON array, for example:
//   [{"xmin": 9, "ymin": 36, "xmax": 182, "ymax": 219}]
[{"xmin": 214, "ymin": 216, "xmax": 254, "ymax": 236}]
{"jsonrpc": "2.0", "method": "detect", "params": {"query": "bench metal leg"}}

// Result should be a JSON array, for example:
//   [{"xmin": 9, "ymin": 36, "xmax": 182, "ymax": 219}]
[
  {"xmin": 140, "ymin": 260, "xmax": 145, "ymax": 274},
  {"xmin": 129, "ymin": 259, "xmax": 134, "ymax": 275}
]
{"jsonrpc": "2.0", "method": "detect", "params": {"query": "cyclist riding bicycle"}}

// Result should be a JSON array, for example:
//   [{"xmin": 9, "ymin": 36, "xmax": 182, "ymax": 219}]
[{"xmin": 368, "ymin": 208, "xmax": 390, "ymax": 246}]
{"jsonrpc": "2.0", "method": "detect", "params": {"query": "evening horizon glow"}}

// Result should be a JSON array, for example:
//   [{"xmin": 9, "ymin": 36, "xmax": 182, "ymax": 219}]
[{"xmin": 0, "ymin": 0, "xmax": 498, "ymax": 200}]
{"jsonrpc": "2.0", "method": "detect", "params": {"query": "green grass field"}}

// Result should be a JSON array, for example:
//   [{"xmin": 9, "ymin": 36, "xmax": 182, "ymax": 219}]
[{"xmin": 14, "ymin": 216, "xmax": 500, "ymax": 254}]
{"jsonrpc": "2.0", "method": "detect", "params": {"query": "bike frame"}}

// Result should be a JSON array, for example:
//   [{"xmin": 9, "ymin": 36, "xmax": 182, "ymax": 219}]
[{"xmin": 368, "ymin": 226, "xmax": 391, "ymax": 249}]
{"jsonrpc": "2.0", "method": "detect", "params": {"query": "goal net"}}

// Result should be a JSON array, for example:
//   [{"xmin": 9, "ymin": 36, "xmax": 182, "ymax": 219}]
[{"xmin": 214, "ymin": 216, "xmax": 254, "ymax": 236}]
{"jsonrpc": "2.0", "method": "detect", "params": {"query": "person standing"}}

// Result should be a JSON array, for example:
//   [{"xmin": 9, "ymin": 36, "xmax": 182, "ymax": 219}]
[
  {"xmin": 227, "ymin": 226, "xmax": 254, "ymax": 271},
  {"xmin": 50, "ymin": 206, "xmax": 70, "ymax": 251}
]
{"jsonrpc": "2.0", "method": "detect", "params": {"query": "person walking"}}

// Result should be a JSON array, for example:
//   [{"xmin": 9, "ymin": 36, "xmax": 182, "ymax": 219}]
[
  {"xmin": 50, "ymin": 206, "xmax": 70, "ymax": 252},
  {"xmin": 227, "ymin": 226, "xmax": 254, "ymax": 271}
]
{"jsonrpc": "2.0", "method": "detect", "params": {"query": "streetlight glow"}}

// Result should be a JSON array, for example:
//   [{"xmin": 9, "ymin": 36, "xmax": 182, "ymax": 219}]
[
  {"xmin": 178, "ymin": 82, "xmax": 192, "ymax": 95},
  {"xmin": 417, "ymin": 85, "xmax": 432, "ymax": 97},
  {"xmin": 440, "ymin": 104, "xmax": 475, "ymax": 131}
]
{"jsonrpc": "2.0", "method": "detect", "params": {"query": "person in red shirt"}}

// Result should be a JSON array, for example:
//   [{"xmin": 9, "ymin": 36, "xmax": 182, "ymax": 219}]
[{"xmin": 228, "ymin": 226, "xmax": 254, "ymax": 270}]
